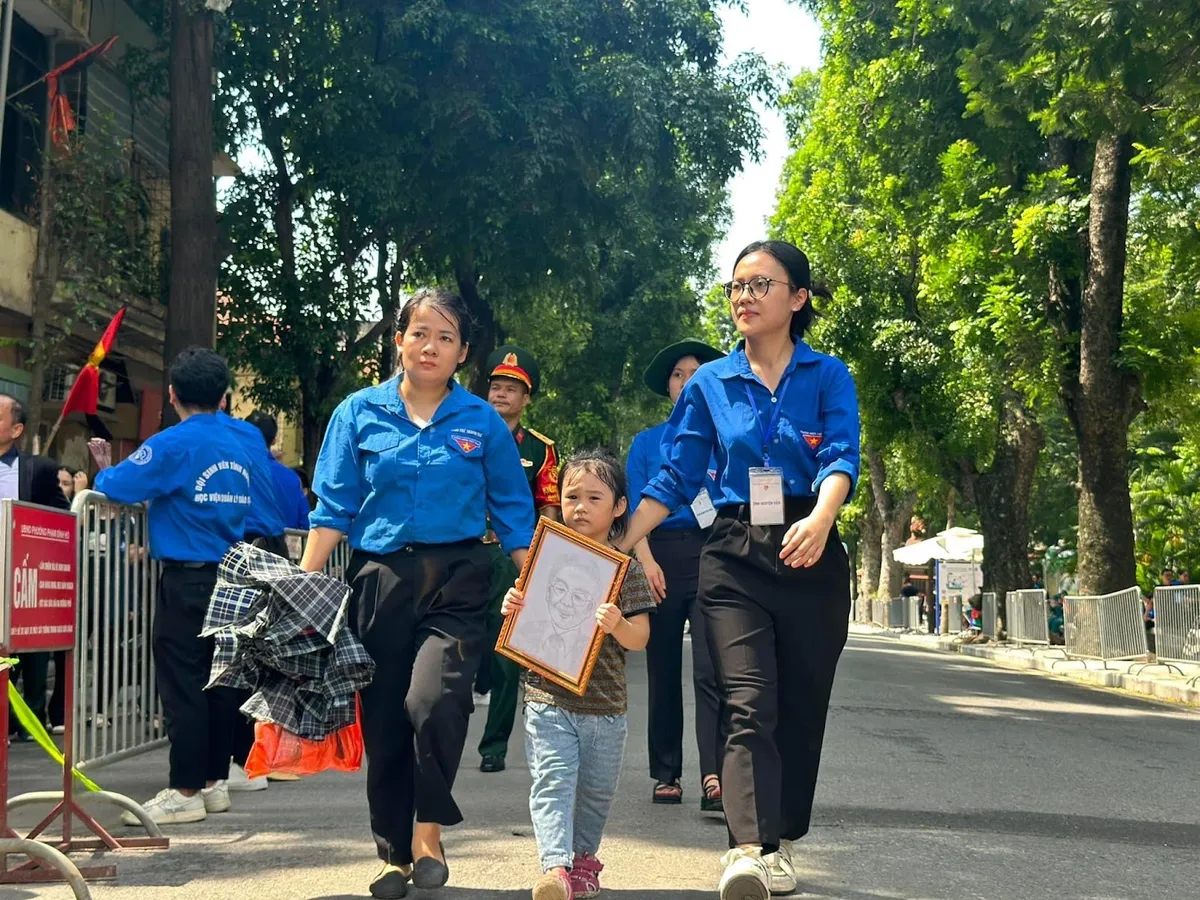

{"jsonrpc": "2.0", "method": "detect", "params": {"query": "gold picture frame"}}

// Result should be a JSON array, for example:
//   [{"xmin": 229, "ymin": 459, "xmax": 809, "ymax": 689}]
[{"xmin": 496, "ymin": 518, "xmax": 631, "ymax": 695}]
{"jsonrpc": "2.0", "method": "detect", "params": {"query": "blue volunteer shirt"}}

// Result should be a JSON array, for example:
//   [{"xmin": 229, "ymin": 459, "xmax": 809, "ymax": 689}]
[
  {"xmin": 644, "ymin": 339, "xmax": 860, "ymax": 513},
  {"xmin": 310, "ymin": 376, "xmax": 535, "ymax": 554},
  {"xmin": 271, "ymin": 459, "xmax": 310, "ymax": 531},
  {"xmin": 627, "ymin": 422, "xmax": 719, "ymax": 531},
  {"xmin": 222, "ymin": 413, "xmax": 287, "ymax": 539},
  {"xmin": 93, "ymin": 414, "xmax": 252, "ymax": 562}
]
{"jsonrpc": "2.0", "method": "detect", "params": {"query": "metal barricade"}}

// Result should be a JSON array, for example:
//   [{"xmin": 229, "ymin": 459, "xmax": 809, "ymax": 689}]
[
  {"xmin": 1007, "ymin": 589, "xmax": 1050, "ymax": 646},
  {"xmin": 870, "ymin": 596, "xmax": 885, "ymax": 627},
  {"xmin": 1151, "ymin": 585, "xmax": 1200, "ymax": 667},
  {"xmin": 284, "ymin": 528, "xmax": 351, "ymax": 580},
  {"xmin": 981, "ymin": 591, "xmax": 998, "ymax": 639},
  {"xmin": 906, "ymin": 596, "xmax": 921, "ymax": 630},
  {"xmin": 72, "ymin": 492, "xmax": 165, "ymax": 769},
  {"xmin": 1063, "ymin": 587, "xmax": 1147, "ymax": 661}
]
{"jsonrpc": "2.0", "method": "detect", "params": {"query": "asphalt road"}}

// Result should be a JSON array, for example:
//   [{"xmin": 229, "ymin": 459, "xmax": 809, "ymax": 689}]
[{"xmin": 5, "ymin": 633, "xmax": 1199, "ymax": 899}]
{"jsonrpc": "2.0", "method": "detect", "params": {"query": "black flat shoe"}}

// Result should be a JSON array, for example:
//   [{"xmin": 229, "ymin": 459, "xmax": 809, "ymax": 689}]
[
  {"xmin": 370, "ymin": 864, "xmax": 410, "ymax": 899},
  {"xmin": 412, "ymin": 842, "xmax": 449, "ymax": 889},
  {"xmin": 480, "ymin": 755, "xmax": 506, "ymax": 773}
]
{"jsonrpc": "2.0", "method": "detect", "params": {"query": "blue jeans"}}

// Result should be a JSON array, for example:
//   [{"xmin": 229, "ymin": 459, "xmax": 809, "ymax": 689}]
[{"xmin": 524, "ymin": 701, "xmax": 627, "ymax": 872}]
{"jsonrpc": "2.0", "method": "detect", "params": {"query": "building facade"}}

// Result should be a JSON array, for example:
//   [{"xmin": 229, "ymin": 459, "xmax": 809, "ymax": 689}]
[{"xmin": 1, "ymin": 0, "xmax": 171, "ymax": 474}]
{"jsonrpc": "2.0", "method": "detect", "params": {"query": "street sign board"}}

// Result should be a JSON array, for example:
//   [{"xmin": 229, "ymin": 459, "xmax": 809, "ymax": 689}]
[{"xmin": 0, "ymin": 500, "xmax": 78, "ymax": 652}]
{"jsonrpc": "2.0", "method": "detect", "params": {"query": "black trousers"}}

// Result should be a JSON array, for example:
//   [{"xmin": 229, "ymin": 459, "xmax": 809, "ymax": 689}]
[
  {"xmin": 7, "ymin": 653, "xmax": 49, "ymax": 735},
  {"xmin": 349, "ymin": 541, "xmax": 492, "ymax": 865},
  {"xmin": 646, "ymin": 528, "xmax": 722, "ymax": 784},
  {"xmin": 700, "ymin": 497, "xmax": 850, "ymax": 854},
  {"xmin": 154, "ymin": 564, "xmax": 240, "ymax": 790}
]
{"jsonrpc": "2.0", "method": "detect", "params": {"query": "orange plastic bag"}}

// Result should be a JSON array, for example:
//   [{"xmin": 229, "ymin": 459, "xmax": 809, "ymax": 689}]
[{"xmin": 244, "ymin": 697, "xmax": 363, "ymax": 779}]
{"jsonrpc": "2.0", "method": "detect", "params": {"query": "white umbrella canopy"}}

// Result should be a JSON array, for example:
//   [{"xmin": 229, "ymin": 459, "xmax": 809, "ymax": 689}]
[{"xmin": 892, "ymin": 528, "xmax": 984, "ymax": 564}]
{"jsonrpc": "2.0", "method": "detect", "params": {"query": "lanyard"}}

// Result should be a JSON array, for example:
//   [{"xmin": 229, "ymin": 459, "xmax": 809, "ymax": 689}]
[{"xmin": 745, "ymin": 373, "xmax": 790, "ymax": 466}]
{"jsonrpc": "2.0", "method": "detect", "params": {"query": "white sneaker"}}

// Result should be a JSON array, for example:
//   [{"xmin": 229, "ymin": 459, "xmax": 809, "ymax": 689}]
[
  {"xmin": 719, "ymin": 847, "xmax": 771, "ymax": 900},
  {"xmin": 201, "ymin": 780, "xmax": 231, "ymax": 813},
  {"xmin": 227, "ymin": 762, "xmax": 268, "ymax": 793},
  {"xmin": 121, "ymin": 789, "xmax": 207, "ymax": 826},
  {"xmin": 765, "ymin": 839, "xmax": 797, "ymax": 895}
]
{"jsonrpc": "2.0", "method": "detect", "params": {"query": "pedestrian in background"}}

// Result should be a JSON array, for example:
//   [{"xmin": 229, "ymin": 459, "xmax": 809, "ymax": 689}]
[
  {"xmin": 92, "ymin": 348, "xmax": 253, "ymax": 826},
  {"xmin": 476, "ymin": 344, "xmax": 559, "ymax": 775},
  {"xmin": 626, "ymin": 338, "xmax": 726, "ymax": 811},
  {"xmin": 0, "ymin": 394, "xmax": 69, "ymax": 742},
  {"xmin": 300, "ymin": 288, "xmax": 534, "ymax": 899},
  {"xmin": 619, "ymin": 240, "xmax": 860, "ymax": 900},
  {"xmin": 246, "ymin": 411, "xmax": 310, "ymax": 531}
]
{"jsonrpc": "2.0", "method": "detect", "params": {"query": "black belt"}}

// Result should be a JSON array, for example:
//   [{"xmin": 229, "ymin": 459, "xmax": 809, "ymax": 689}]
[
  {"xmin": 717, "ymin": 495, "xmax": 819, "ymax": 523},
  {"xmin": 161, "ymin": 560, "xmax": 218, "ymax": 570},
  {"xmin": 649, "ymin": 527, "xmax": 706, "ymax": 541}
]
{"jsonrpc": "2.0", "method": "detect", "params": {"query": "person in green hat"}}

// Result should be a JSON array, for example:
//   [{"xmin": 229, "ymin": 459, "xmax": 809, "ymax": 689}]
[
  {"xmin": 626, "ymin": 338, "xmax": 727, "ymax": 811},
  {"xmin": 476, "ymin": 344, "xmax": 560, "ymax": 773}
]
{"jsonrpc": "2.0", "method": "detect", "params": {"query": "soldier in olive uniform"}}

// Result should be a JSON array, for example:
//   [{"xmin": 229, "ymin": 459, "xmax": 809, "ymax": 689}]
[{"xmin": 477, "ymin": 345, "xmax": 560, "ymax": 773}]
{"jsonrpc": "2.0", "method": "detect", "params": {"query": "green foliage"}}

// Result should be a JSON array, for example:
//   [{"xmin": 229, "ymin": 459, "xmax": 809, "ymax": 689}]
[
  {"xmin": 213, "ymin": 0, "xmax": 767, "ymax": 459},
  {"xmin": 774, "ymin": 0, "xmax": 1200, "ymax": 592}
]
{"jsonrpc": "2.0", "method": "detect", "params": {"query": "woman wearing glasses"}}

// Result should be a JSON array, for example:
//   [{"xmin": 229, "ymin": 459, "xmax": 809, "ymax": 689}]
[{"xmin": 618, "ymin": 240, "xmax": 860, "ymax": 900}]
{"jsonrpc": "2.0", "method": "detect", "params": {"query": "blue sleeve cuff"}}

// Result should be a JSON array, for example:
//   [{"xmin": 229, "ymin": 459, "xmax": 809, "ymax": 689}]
[
  {"xmin": 812, "ymin": 458, "xmax": 858, "ymax": 500},
  {"xmin": 308, "ymin": 504, "xmax": 352, "ymax": 534},
  {"xmin": 642, "ymin": 476, "xmax": 687, "ymax": 515},
  {"xmin": 497, "ymin": 526, "xmax": 534, "ymax": 556}
]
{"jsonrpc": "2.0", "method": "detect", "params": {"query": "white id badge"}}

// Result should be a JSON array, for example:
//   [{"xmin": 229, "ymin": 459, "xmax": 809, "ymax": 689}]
[
  {"xmin": 690, "ymin": 488, "xmax": 718, "ymax": 528},
  {"xmin": 748, "ymin": 467, "xmax": 786, "ymax": 526}
]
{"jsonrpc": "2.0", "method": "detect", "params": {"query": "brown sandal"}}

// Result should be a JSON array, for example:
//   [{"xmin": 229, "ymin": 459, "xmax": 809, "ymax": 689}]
[
  {"xmin": 701, "ymin": 775, "xmax": 723, "ymax": 812},
  {"xmin": 653, "ymin": 781, "xmax": 683, "ymax": 804}
]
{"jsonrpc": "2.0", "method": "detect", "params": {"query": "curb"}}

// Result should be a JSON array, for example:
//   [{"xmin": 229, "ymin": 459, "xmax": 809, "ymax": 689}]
[{"xmin": 850, "ymin": 623, "xmax": 1200, "ymax": 708}]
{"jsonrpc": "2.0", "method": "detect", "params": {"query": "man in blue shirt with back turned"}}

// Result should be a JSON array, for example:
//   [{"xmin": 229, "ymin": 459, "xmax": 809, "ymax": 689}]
[{"xmin": 92, "ymin": 348, "xmax": 252, "ymax": 826}]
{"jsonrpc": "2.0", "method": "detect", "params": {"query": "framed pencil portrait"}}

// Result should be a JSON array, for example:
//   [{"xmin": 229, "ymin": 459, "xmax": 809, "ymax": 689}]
[{"xmin": 496, "ymin": 518, "xmax": 631, "ymax": 695}]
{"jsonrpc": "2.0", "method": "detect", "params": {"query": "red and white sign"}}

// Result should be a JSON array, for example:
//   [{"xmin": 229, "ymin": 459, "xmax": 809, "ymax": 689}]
[{"xmin": 1, "ymin": 501, "xmax": 78, "ymax": 652}]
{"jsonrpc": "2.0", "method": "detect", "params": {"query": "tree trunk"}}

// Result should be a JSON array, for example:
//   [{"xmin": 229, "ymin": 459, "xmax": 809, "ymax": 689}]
[
  {"xmin": 162, "ymin": 2, "xmax": 217, "ymax": 426},
  {"xmin": 1068, "ymin": 133, "xmax": 1138, "ymax": 595},
  {"xmin": 946, "ymin": 486, "xmax": 957, "ymax": 528},
  {"xmin": 858, "ymin": 481, "xmax": 883, "ymax": 608},
  {"xmin": 300, "ymin": 398, "xmax": 328, "ymax": 482},
  {"xmin": 971, "ymin": 401, "xmax": 1044, "ymax": 625},
  {"xmin": 867, "ymin": 447, "xmax": 917, "ymax": 601},
  {"xmin": 27, "ymin": 170, "xmax": 58, "ymax": 453},
  {"xmin": 454, "ymin": 255, "xmax": 497, "ymax": 397}
]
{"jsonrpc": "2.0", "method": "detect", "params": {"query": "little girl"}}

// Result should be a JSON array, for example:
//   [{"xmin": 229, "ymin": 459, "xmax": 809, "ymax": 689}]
[{"xmin": 501, "ymin": 450, "xmax": 656, "ymax": 900}]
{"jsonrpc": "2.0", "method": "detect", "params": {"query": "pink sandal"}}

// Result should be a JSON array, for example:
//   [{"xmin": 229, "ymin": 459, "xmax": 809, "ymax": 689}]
[
  {"xmin": 569, "ymin": 853, "xmax": 604, "ymax": 898},
  {"xmin": 532, "ymin": 868, "xmax": 574, "ymax": 900}
]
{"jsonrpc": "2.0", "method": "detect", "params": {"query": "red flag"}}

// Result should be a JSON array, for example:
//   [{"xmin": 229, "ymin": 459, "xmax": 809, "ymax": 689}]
[{"xmin": 61, "ymin": 307, "xmax": 127, "ymax": 417}]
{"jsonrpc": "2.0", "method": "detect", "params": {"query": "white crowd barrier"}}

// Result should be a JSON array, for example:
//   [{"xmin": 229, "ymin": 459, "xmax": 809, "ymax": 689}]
[
  {"xmin": 1063, "ymin": 587, "xmax": 1148, "ymax": 662},
  {"xmin": 72, "ymin": 491, "xmax": 165, "ymax": 769},
  {"xmin": 65, "ymin": 500, "xmax": 350, "ymax": 769},
  {"xmin": 1007, "ymin": 589, "xmax": 1050, "ymax": 646},
  {"xmin": 1151, "ymin": 586, "xmax": 1200, "ymax": 668},
  {"xmin": 981, "ymin": 592, "xmax": 999, "ymax": 640}
]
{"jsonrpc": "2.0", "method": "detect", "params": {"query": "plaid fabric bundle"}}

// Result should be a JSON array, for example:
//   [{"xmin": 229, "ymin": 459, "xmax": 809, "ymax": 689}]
[{"xmin": 204, "ymin": 542, "xmax": 374, "ymax": 739}]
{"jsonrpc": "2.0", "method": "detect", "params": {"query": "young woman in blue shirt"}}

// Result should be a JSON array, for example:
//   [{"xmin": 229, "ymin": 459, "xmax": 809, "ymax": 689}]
[
  {"xmin": 619, "ymin": 241, "xmax": 860, "ymax": 900},
  {"xmin": 300, "ymin": 289, "xmax": 535, "ymax": 900},
  {"xmin": 626, "ymin": 339, "xmax": 727, "ymax": 811}
]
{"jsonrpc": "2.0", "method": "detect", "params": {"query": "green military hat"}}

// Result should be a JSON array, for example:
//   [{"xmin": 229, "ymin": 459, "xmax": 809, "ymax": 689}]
[
  {"xmin": 486, "ymin": 344, "xmax": 541, "ymax": 396},
  {"xmin": 643, "ymin": 338, "xmax": 726, "ymax": 398}
]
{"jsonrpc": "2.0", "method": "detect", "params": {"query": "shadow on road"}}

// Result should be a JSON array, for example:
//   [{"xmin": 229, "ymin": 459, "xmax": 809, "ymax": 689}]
[{"xmin": 814, "ymin": 804, "xmax": 1200, "ymax": 849}]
